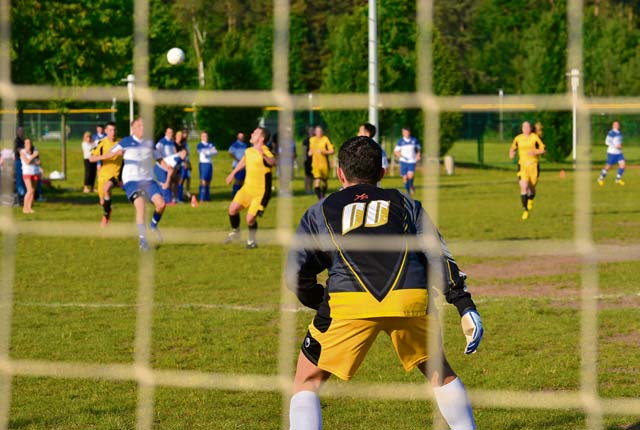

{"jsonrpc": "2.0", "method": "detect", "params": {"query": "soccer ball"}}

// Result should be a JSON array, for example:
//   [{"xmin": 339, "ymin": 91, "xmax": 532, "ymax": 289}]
[{"xmin": 166, "ymin": 47, "xmax": 185, "ymax": 65}]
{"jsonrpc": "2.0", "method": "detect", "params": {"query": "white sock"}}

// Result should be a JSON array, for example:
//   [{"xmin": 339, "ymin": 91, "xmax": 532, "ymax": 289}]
[
  {"xmin": 432, "ymin": 377, "xmax": 476, "ymax": 430},
  {"xmin": 289, "ymin": 390, "xmax": 322, "ymax": 430}
]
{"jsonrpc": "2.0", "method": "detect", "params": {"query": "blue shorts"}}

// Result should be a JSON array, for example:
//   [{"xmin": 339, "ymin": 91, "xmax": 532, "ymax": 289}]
[
  {"xmin": 606, "ymin": 153, "xmax": 625, "ymax": 165},
  {"xmin": 234, "ymin": 168, "xmax": 246, "ymax": 181},
  {"xmin": 154, "ymin": 165, "xmax": 168, "ymax": 184},
  {"xmin": 199, "ymin": 163, "xmax": 212, "ymax": 182},
  {"xmin": 123, "ymin": 180, "xmax": 162, "ymax": 203},
  {"xmin": 400, "ymin": 162, "xmax": 417, "ymax": 176},
  {"xmin": 180, "ymin": 164, "xmax": 191, "ymax": 180}
]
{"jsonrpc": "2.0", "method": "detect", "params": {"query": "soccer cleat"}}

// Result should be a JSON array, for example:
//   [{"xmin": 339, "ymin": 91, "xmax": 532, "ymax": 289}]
[
  {"xmin": 224, "ymin": 229, "xmax": 240, "ymax": 244},
  {"xmin": 139, "ymin": 237, "xmax": 150, "ymax": 251},
  {"xmin": 150, "ymin": 226, "xmax": 163, "ymax": 244},
  {"xmin": 521, "ymin": 210, "xmax": 529, "ymax": 220},
  {"xmin": 527, "ymin": 199, "xmax": 534, "ymax": 210},
  {"xmin": 246, "ymin": 240, "xmax": 258, "ymax": 249},
  {"xmin": 597, "ymin": 178, "xmax": 604, "ymax": 187},
  {"xmin": 615, "ymin": 179, "xmax": 625, "ymax": 186},
  {"xmin": 100, "ymin": 215, "xmax": 110, "ymax": 228}
]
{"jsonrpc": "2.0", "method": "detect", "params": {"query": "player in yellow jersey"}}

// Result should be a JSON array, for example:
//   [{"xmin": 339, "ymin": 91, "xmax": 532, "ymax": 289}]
[
  {"xmin": 286, "ymin": 136, "xmax": 482, "ymax": 429},
  {"xmin": 89, "ymin": 122, "xmax": 122, "ymax": 227},
  {"xmin": 225, "ymin": 127, "xmax": 276, "ymax": 248},
  {"xmin": 308, "ymin": 125, "xmax": 335, "ymax": 200},
  {"xmin": 509, "ymin": 121, "xmax": 546, "ymax": 220}
]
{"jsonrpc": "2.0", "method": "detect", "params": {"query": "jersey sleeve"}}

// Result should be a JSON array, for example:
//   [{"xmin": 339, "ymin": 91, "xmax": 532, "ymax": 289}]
[
  {"xmin": 535, "ymin": 135, "xmax": 546, "ymax": 151},
  {"xmin": 91, "ymin": 141, "xmax": 104, "ymax": 156},
  {"xmin": 285, "ymin": 205, "xmax": 331, "ymax": 310},
  {"xmin": 326, "ymin": 139, "xmax": 335, "ymax": 153},
  {"xmin": 510, "ymin": 136, "xmax": 519, "ymax": 151},
  {"xmin": 264, "ymin": 147, "xmax": 275, "ymax": 159},
  {"xmin": 414, "ymin": 202, "xmax": 476, "ymax": 316}
]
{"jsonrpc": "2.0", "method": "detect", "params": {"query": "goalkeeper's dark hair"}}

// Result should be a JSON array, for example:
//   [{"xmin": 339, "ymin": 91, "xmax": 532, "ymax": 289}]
[
  {"xmin": 105, "ymin": 121, "xmax": 116, "ymax": 128},
  {"xmin": 338, "ymin": 136, "xmax": 382, "ymax": 185}
]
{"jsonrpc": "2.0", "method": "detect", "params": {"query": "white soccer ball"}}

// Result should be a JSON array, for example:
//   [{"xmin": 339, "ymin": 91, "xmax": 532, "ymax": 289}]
[{"xmin": 166, "ymin": 47, "xmax": 185, "ymax": 65}]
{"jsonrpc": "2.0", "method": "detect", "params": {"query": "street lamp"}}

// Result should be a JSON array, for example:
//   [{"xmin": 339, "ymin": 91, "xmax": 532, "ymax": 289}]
[
  {"xmin": 498, "ymin": 88, "xmax": 504, "ymax": 141},
  {"xmin": 121, "ymin": 74, "xmax": 135, "ymax": 132},
  {"xmin": 567, "ymin": 68, "xmax": 580, "ymax": 165}
]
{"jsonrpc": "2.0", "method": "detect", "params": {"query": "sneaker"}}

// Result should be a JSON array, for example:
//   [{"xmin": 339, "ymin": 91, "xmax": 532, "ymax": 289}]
[
  {"xmin": 150, "ymin": 226, "xmax": 163, "ymax": 243},
  {"xmin": 527, "ymin": 199, "xmax": 534, "ymax": 211},
  {"xmin": 616, "ymin": 179, "xmax": 625, "ymax": 186},
  {"xmin": 597, "ymin": 178, "xmax": 604, "ymax": 186},
  {"xmin": 139, "ymin": 237, "xmax": 150, "ymax": 251},
  {"xmin": 224, "ymin": 229, "xmax": 240, "ymax": 244},
  {"xmin": 246, "ymin": 240, "xmax": 258, "ymax": 249},
  {"xmin": 100, "ymin": 215, "xmax": 110, "ymax": 228},
  {"xmin": 521, "ymin": 210, "xmax": 529, "ymax": 220}
]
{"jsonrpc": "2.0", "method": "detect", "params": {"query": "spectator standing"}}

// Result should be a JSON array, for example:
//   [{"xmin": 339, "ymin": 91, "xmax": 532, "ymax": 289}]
[
  {"xmin": 197, "ymin": 131, "xmax": 218, "ymax": 202},
  {"xmin": 14, "ymin": 126, "xmax": 26, "ymax": 203},
  {"xmin": 19, "ymin": 138, "xmax": 40, "ymax": 214},
  {"xmin": 81, "ymin": 131, "xmax": 97, "ymax": 193}
]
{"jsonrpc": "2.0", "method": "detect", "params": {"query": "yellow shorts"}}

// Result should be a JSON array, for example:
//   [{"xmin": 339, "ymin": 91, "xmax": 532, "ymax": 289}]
[
  {"xmin": 232, "ymin": 186, "xmax": 269, "ymax": 216},
  {"xmin": 301, "ymin": 314, "xmax": 440, "ymax": 381},
  {"xmin": 97, "ymin": 175, "xmax": 119, "ymax": 200},
  {"xmin": 312, "ymin": 165, "xmax": 329, "ymax": 181},
  {"xmin": 517, "ymin": 162, "xmax": 539, "ymax": 185}
]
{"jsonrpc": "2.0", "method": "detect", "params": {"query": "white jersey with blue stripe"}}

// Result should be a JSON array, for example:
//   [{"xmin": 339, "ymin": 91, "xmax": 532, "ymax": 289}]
[
  {"xmin": 605, "ymin": 130, "xmax": 622, "ymax": 155},
  {"xmin": 156, "ymin": 154, "xmax": 182, "ymax": 172},
  {"xmin": 197, "ymin": 142, "xmax": 218, "ymax": 164},
  {"xmin": 156, "ymin": 136, "xmax": 176, "ymax": 158},
  {"xmin": 111, "ymin": 135, "xmax": 156, "ymax": 183},
  {"xmin": 394, "ymin": 137, "xmax": 421, "ymax": 163}
]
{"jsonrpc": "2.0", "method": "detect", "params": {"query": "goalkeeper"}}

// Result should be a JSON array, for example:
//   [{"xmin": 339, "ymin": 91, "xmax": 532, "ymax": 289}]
[{"xmin": 286, "ymin": 136, "xmax": 483, "ymax": 430}]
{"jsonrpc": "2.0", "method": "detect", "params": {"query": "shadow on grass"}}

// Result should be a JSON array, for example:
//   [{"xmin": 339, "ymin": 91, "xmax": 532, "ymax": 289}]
[{"xmin": 608, "ymin": 422, "xmax": 640, "ymax": 430}]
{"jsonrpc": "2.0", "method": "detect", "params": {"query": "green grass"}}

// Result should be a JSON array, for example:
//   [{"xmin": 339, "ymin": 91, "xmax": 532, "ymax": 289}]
[{"xmin": 3, "ymin": 142, "xmax": 639, "ymax": 429}]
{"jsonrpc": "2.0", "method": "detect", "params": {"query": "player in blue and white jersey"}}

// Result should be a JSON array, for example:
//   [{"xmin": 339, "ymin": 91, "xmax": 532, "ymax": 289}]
[
  {"xmin": 197, "ymin": 131, "xmax": 218, "ymax": 202},
  {"xmin": 156, "ymin": 128, "xmax": 176, "ymax": 158},
  {"xmin": 394, "ymin": 126, "xmax": 421, "ymax": 195},
  {"xmin": 109, "ymin": 118, "xmax": 167, "ymax": 250},
  {"xmin": 598, "ymin": 120, "xmax": 626, "ymax": 186},
  {"xmin": 154, "ymin": 149, "xmax": 187, "ymax": 204},
  {"xmin": 92, "ymin": 124, "xmax": 106, "ymax": 145},
  {"xmin": 228, "ymin": 132, "xmax": 247, "ymax": 198}
]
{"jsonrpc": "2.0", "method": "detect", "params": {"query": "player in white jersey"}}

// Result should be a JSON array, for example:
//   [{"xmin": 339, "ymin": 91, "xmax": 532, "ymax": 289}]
[
  {"xmin": 394, "ymin": 126, "xmax": 421, "ymax": 195},
  {"xmin": 154, "ymin": 150, "xmax": 188, "ymax": 203},
  {"xmin": 197, "ymin": 131, "xmax": 218, "ymax": 202},
  {"xmin": 109, "ymin": 118, "xmax": 167, "ymax": 250},
  {"xmin": 598, "ymin": 120, "xmax": 626, "ymax": 186}
]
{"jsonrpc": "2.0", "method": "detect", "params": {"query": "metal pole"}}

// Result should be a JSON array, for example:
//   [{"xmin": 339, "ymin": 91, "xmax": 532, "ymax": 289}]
[
  {"xmin": 368, "ymin": 0, "xmax": 378, "ymax": 132},
  {"xmin": 61, "ymin": 113, "xmax": 67, "ymax": 178},
  {"xmin": 569, "ymin": 68, "xmax": 580, "ymax": 165},
  {"xmin": 126, "ymin": 74, "xmax": 135, "ymax": 132},
  {"xmin": 308, "ymin": 93, "xmax": 313, "ymax": 126},
  {"xmin": 498, "ymin": 88, "xmax": 504, "ymax": 141}
]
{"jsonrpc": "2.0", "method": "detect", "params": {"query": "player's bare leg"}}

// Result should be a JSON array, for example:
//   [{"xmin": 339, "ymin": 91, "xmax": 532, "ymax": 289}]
[
  {"xmin": 418, "ymin": 357, "xmax": 476, "ymax": 430},
  {"xmin": 526, "ymin": 182, "xmax": 536, "ymax": 211},
  {"xmin": 290, "ymin": 352, "xmax": 331, "ymax": 430},
  {"xmin": 225, "ymin": 201, "xmax": 244, "ymax": 243}
]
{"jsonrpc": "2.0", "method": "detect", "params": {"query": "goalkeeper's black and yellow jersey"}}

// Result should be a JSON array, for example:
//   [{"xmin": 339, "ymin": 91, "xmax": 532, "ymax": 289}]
[{"xmin": 286, "ymin": 183, "xmax": 476, "ymax": 320}]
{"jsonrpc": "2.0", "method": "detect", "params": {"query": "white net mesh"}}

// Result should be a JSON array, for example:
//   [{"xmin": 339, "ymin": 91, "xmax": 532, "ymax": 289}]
[{"xmin": 1, "ymin": 0, "xmax": 639, "ymax": 429}]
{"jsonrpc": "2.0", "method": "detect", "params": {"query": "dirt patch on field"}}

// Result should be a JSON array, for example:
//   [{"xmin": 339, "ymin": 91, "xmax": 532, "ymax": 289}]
[
  {"xmin": 464, "ymin": 255, "xmax": 583, "ymax": 282},
  {"xmin": 606, "ymin": 330, "xmax": 640, "ymax": 345},
  {"xmin": 470, "ymin": 281, "xmax": 578, "ymax": 299}
]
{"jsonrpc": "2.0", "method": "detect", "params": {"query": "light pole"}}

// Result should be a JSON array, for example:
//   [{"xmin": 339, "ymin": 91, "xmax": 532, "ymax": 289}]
[
  {"xmin": 368, "ymin": 0, "xmax": 378, "ymax": 133},
  {"xmin": 122, "ymin": 74, "xmax": 135, "ymax": 132},
  {"xmin": 498, "ymin": 88, "xmax": 504, "ymax": 141},
  {"xmin": 308, "ymin": 93, "xmax": 313, "ymax": 126},
  {"xmin": 568, "ymin": 68, "xmax": 580, "ymax": 165}
]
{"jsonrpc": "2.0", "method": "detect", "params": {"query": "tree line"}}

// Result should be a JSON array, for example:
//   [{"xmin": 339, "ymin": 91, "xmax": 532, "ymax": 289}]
[{"xmin": 9, "ymin": 0, "xmax": 640, "ymax": 159}]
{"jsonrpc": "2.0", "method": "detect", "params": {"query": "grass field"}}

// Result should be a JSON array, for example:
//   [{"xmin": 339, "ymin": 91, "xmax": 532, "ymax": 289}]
[{"xmin": 1, "ymin": 140, "xmax": 639, "ymax": 429}]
